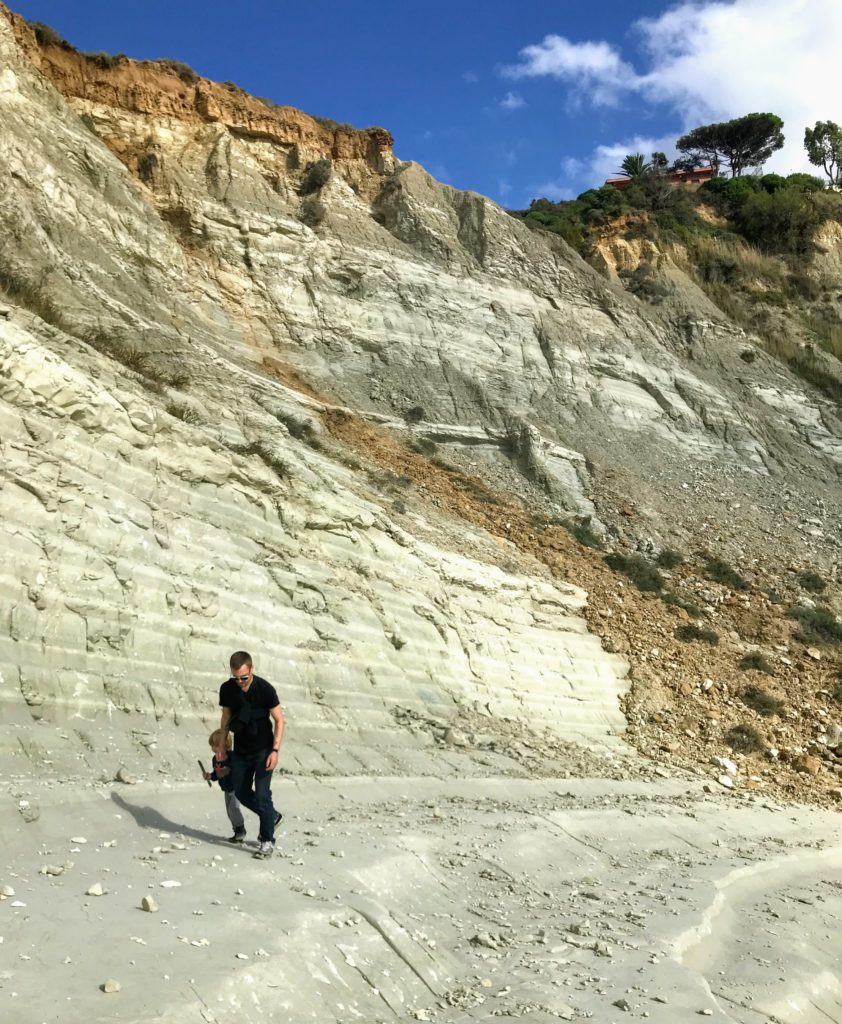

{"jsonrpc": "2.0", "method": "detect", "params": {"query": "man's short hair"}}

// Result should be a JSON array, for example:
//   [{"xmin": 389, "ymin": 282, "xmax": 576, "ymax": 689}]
[{"xmin": 230, "ymin": 650, "xmax": 253, "ymax": 671}]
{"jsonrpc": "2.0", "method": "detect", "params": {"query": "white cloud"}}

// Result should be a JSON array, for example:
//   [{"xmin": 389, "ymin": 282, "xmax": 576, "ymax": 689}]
[
  {"xmin": 500, "ymin": 91, "xmax": 526, "ymax": 111},
  {"xmin": 504, "ymin": 35, "xmax": 637, "ymax": 106},
  {"xmin": 506, "ymin": 0, "xmax": 842, "ymax": 175},
  {"xmin": 498, "ymin": 178, "xmax": 513, "ymax": 199},
  {"xmin": 587, "ymin": 135, "xmax": 677, "ymax": 182},
  {"xmin": 531, "ymin": 181, "xmax": 576, "ymax": 202},
  {"xmin": 463, "ymin": 71, "xmax": 479, "ymax": 84}
]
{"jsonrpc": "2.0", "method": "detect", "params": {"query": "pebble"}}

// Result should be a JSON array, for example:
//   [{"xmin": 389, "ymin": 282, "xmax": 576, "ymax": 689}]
[
  {"xmin": 717, "ymin": 775, "xmax": 734, "ymax": 789},
  {"xmin": 101, "ymin": 979, "xmax": 121, "ymax": 994},
  {"xmin": 115, "ymin": 767, "xmax": 137, "ymax": 784},
  {"xmin": 141, "ymin": 895, "xmax": 159, "ymax": 913},
  {"xmin": 1, "ymin": 885, "xmax": 15, "ymax": 898},
  {"xmin": 160, "ymin": 880, "xmax": 181, "ymax": 888},
  {"xmin": 86, "ymin": 883, "xmax": 104, "ymax": 896},
  {"xmin": 70, "ymin": 837, "xmax": 87, "ymax": 845}
]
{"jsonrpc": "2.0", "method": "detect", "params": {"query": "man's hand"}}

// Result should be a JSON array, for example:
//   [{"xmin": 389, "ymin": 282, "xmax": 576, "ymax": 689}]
[{"xmin": 265, "ymin": 750, "xmax": 278, "ymax": 771}]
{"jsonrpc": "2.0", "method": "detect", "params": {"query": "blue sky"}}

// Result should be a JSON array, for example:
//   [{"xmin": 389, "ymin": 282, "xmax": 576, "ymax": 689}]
[{"xmin": 10, "ymin": 1, "xmax": 841, "ymax": 208}]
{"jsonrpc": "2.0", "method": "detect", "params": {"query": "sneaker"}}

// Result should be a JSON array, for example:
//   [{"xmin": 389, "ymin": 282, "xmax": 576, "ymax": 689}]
[
  {"xmin": 274, "ymin": 810, "xmax": 283, "ymax": 828},
  {"xmin": 229, "ymin": 830, "xmax": 246, "ymax": 844},
  {"xmin": 253, "ymin": 840, "xmax": 274, "ymax": 859}
]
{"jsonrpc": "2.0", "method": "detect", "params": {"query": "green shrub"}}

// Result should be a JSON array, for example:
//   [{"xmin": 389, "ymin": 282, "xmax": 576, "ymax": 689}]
[
  {"xmin": 739, "ymin": 651, "xmax": 773, "ymax": 673},
  {"xmin": 155, "ymin": 59, "xmax": 199, "ymax": 84},
  {"xmin": 656, "ymin": 548, "xmax": 684, "ymax": 569},
  {"xmin": 569, "ymin": 522, "xmax": 604, "ymax": 550},
  {"xmin": 84, "ymin": 51, "xmax": 126, "ymax": 69},
  {"xmin": 137, "ymin": 152, "xmax": 158, "ymax": 183},
  {"xmin": 704, "ymin": 557, "xmax": 749, "ymax": 591},
  {"xmin": 410, "ymin": 437, "xmax": 438, "ymax": 457},
  {"xmin": 604, "ymin": 553, "xmax": 664, "ymax": 592},
  {"xmin": 675, "ymin": 623, "xmax": 719, "ymax": 645},
  {"xmin": 28, "ymin": 20, "xmax": 73, "ymax": 49},
  {"xmin": 798, "ymin": 570, "xmax": 827, "ymax": 594},
  {"xmin": 403, "ymin": 405, "xmax": 425, "ymax": 424},
  {"xmin": 788, "ymin": 604, "xmax": 842, "ymax": 644},
  {"xmin": 662, "ymin": 592, "xmax": 703, "ymax": 617},
  {"xmin": 299, "ymin": 158, "xmax": 332, "ymax": 196},
  {"xmin": 166, "ymin": 399, "xmax": 202, "ymax": 424},
  {"xmin": 724, "ymin": 723, "xmax": 765, "ymax": 753},
  {"xmin": 741, "ymin": 685, "xmax": 785, "ymax": 717}
]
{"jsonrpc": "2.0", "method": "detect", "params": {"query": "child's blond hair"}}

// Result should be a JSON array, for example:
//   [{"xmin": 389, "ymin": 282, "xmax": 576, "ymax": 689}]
[{"xmin": 209, "ymin": 728, "xmax": 232, "ymax": 750}]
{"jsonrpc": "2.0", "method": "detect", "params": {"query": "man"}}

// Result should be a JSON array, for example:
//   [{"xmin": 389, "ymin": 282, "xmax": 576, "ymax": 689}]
[{"xmin": 219, "ymin": 651, "xmax": 285, "ymax": 859}]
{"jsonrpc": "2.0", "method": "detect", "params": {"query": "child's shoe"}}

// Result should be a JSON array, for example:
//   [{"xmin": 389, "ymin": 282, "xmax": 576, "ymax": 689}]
[{"xmin": 229, "ymin": 829, "xmax": 246, "ymax": 844}]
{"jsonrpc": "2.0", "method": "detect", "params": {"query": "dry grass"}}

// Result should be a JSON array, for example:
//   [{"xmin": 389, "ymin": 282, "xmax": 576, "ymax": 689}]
[{"xmin": 685, "ymin": 235, "xmax": 786, "ymax": 288}]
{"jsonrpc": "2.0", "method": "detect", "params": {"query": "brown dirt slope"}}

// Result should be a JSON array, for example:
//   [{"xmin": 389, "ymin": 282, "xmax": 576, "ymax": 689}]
[{"xmin": 263, "ymin": 359, "xmax": 842, "ymax": 809}]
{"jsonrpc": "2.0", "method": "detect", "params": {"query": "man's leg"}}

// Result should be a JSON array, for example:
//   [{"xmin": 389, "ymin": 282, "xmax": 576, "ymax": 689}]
[
  {"xmin": 252, "ymin": 753, "xmax": 277, "ymax": 843},
  {"xmin": 231, "ymin": 751, "xmax": 259, "ymax": 818},
  {"xmin": 224, "ymin": 790, "xmax": 245, "ymax": 833}
]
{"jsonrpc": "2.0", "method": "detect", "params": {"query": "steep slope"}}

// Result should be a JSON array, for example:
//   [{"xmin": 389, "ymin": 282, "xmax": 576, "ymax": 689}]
[
  {"xmin": 7, "ymin": 10, "xmax": 842, "ymax": 572},
  {"xmin": 2, "ymin": 11, "xmax": 842, "ymax": 1024},
  {"xmin": 0, "ymin": 8, "xmax": 633, "ymax": 790}
]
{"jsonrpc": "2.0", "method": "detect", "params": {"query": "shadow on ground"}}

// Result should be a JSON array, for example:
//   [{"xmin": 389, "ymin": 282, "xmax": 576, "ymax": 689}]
[{"xmin": 111, "ymin": 790, "xmax": 237, "ymax": 849}]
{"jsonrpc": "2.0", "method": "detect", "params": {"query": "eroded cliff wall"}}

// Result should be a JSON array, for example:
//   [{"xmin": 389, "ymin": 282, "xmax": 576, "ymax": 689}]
[{"xmin": 0, "ymin": 7, "xmax": 630, "ymax": 796}]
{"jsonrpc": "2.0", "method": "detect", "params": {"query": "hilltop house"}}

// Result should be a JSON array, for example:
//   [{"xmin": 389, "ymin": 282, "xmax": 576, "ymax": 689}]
[{"xmin": 605, "ymin": 166, "xmax": 715, "ymax": 191}]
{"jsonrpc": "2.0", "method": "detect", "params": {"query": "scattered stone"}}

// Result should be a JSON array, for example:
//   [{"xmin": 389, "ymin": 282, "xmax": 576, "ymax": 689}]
[
  {"xmin": 825, "ymin": 723, "xmax": 842, "ymax": 747},
  {"xmin": 141, "ymin": 895, "xmax": 159, "ymax": 913},
  {"xmin": 70, "ymin": 837, "xmax": 87, "ymax": 845},
  {"xmin": 235, "ymin": 952, "xmax": 249, "ymax": 959},
  {"xmin": 444, "ymin": 727, "xmax": 469, "ymax": 747},
  {"xmin": 1, "ymin": 885, "xmax": 15, "ymax": 899},
  {"xmin": 717, "ymin": 775, "xmax": 734, "ymax": 789},
  {"xmin": 86, "ymin": 883, "xmax": 104, "ymax": 896},
  {"xmin": 793, "ymin": 755, "xmax": 821, "ymax": 775},
  {"xmin": 160, "ymin": 880, "xmax": 181, "ymax": 888},
  {"xmin": 41, "ymin": 864, "xmax": 66, "ymax": 876},
  {"xmin": 115, "ymin": 767, "xmax": 136, "ymax": 784},
  {"xmin": 101, "ymin": 979, "xmax": 121, "ymax": 994},
  {"xmin": 613, "ymin": 997, "xmax": 632, "ymax": 1011},
  {"xmin": 713, "ymin": 756, "xmax": 738, "ymax": 776}
]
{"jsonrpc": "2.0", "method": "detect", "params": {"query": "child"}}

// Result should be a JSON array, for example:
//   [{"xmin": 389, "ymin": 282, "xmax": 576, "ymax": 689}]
[{"xmin": 204, "ymin": 729, "xmax": 246, "ymax": 843}]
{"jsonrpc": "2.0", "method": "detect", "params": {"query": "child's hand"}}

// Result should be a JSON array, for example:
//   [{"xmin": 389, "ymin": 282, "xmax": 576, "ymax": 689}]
[
  {"xmin": 216, "ymin": 766, "xmax": 230, "ymax": 778},
  {"xmin": 203, "ymin": 771, "xmax": 211, "ymax": 781}
]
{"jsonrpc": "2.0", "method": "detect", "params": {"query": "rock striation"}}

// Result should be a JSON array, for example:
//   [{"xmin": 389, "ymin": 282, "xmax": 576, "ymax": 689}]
[{"xmin": 0, "ymin": 6, "xmax": 628, "ymax": 790}]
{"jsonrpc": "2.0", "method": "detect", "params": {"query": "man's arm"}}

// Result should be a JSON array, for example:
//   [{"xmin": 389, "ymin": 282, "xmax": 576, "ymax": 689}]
[
  {"xmin": 265, "ymin": 704, "xmax": 285, "ymax": 770},
  {"xmin": 220, "ymin": 705, "xmax": 232, "ymax": 749}
]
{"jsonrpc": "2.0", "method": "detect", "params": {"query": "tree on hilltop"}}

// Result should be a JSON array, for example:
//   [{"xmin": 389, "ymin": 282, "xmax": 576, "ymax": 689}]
[
  {"xmin": 804, "ymin": 121, "xmax": 842, "ymax": 187},
  {"xmin": 677, "ymin": 113, "xmax": 784, "ymax": 177},
  {"xmin": 618, "ymin": 153, "xmax": 650, "ymax": 178}
]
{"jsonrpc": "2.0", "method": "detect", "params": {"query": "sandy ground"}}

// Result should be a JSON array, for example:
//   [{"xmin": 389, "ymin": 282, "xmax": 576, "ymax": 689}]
[{"xmin": 2, "ymin": 773, "xmax": 841, "ymax": 1024}]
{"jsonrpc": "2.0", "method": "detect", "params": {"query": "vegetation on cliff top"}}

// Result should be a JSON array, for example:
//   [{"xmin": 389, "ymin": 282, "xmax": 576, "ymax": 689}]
[{"xmin": 513, "ymin": 112, "xmax": 842, "ymax": 404}]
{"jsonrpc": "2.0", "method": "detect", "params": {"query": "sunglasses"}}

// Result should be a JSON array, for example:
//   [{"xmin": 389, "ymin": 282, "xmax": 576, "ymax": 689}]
[{"xmin": 233, "ymin": 673, "xmax": 251, "ymax": 682}]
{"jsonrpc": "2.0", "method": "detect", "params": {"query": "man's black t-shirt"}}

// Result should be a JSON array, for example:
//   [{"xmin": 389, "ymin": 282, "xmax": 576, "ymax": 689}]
[{"xmin": 219, "ymin": 675, "xmax": 279, "ymax": 755}]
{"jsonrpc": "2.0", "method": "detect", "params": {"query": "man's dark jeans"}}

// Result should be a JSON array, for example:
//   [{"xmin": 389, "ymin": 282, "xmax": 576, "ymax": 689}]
[{"xmin": 231, "ymin": 748, "xmax": 277, "ymax": 843}]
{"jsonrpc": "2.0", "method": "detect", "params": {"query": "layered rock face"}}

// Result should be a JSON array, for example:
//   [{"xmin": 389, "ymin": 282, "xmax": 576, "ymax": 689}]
[
  {"xmin": 8, "ymin": 8, "xmax": 842, "ymax": 564},
  {"xmin": 0, "ymin": 8, "xmax": 628, "ymax": 789}
]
